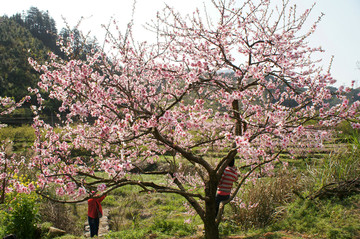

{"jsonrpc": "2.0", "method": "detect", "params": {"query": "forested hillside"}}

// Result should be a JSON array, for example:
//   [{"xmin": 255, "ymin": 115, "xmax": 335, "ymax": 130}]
[
  {"xmin": 0, "ymin": 7, "xmax": 98, "ymax": 124},
  {"xmin": 0, "ymin": 13, "xmax": 49, "ymax": 102}
]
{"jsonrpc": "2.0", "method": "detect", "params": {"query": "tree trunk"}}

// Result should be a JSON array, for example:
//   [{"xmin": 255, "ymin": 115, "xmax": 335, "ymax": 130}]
[
  {"xmin": 203, "ymin": 178, "xmax": 220, "ymax": 239},
  {"xmin": 203, "ymin": 214, "xmax": 220, "ymax": 239},
  {"xmin": 203, "ymin": 201, "xmax": 220, "ymax": 239}
]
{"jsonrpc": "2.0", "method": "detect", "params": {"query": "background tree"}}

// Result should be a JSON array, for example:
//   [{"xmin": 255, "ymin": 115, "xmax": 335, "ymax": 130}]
[
  {"xmin": 0, "ymin": 7, "xmax": 58, "ymax": 101},
  {"xmin": 0, "ymin": 16, "xmax": 47, "ymax": 102},
  {"xmin": 28, "ymin": 1, "xmax": 360, "ymax": 238},
  {"xmin": 0, "ymin": 15, "xmax": 53, "ymax": 125},
  {"xmin": 59, "ymin": 28, "xmax": 99, "ymax": 61},
  {"xmin": 0, "ymin": 96, "xmax": 31, "ymax": 204},
  {"xmin": 24, "ymin": 7, "xmax": 59, "ymax": 55}
]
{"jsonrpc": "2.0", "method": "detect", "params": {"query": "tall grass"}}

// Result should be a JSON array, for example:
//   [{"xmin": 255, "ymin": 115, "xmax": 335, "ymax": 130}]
[
  {"xmin": 264, "ymin": 132, "xmax": 360, "ymax": 238},
  {"xmin": 229, "ymin": 170, "xmax": 303, "ymax": 230},
  {"xmin": 306, "ymin": 132, "xmax": 360, "ymax": 197}
]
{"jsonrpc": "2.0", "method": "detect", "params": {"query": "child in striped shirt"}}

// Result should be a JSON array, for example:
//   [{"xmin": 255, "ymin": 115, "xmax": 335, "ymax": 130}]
[{"xmin": 215, "ymin": 158, "xmax": 238, "ymax": 216}]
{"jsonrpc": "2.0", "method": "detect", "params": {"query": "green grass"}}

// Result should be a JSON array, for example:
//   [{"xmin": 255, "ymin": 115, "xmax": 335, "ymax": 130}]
[
  {"xmin": 100, "ymin": 182, "xmax": 202, "ymax": 238},
  {"xmin": 104, "ymin": 216, "xmax": 197, "ymax": 239},
  {"xmin": 104, "ymin": 228, "xmax": 150, "ymax": 239},
  {"xmin": 0, "ymin": 125, "xmax": 35, "ymax": 141},
  {"xmin": 270, "ymin": 195, "xmax": 360, "ymax": 238},
  {"xmin": 150, "ymin": 218, "xmax": 197, "ymax": 237},
  {"xmin": 1, "ymin": 125, "xmax": 360, "ymax": 238},
  {"xmin": 0, "ymin": 125, "xmax": 35, "ymax": 152},
  {"xmin": 101, "ymin": 195, "xmax": 118, "ymax": 207}
]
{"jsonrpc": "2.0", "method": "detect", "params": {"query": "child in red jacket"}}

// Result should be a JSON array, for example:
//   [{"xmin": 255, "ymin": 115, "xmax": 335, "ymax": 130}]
[{"xmin": 88, "ymin": 194, "xmax": 106, "ymax": 237}]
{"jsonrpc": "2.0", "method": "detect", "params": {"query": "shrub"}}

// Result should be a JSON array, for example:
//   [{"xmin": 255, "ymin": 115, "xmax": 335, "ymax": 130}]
[
  {"xmin": 3, "ymin": 192, "xmax": 40, "ymax": 239},
  {"xmin": 39, "ymin": 199, "xmax": 84, "ymax": 236},
  {"xmin": 336, "ymin": 121, "xmax": 359, "ymax": 141},
  {"xmin": 307, "ymin": 132, "xmax": 360, "ymax": 199},
  {"xmin": 219, "ymin": 219, "xmax": 239, "ymax": 236},
  {"xmin": 230, "ymin": 171, "xmax": 303, "ymax": 229}
]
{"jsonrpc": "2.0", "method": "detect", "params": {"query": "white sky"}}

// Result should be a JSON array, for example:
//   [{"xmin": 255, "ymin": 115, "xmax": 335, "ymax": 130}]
[{"xmin": 1, "ymin": 0, "xmax": 360, "ymax": 87}]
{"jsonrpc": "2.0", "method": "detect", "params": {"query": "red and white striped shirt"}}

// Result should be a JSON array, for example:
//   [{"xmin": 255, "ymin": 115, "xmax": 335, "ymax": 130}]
[{"xmin": 217, "ymin": 166, "xmax": 238, "ymax": 196}]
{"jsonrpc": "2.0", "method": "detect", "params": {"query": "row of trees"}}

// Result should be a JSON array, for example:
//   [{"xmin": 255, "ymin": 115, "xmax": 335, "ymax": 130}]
[
  {"xmin": 1, "ymin": 1, "xmax": 360, "ymax": 238},
  {"xmin": 12, "ymin": 7, "xmax": 59, "ymax": 54}
]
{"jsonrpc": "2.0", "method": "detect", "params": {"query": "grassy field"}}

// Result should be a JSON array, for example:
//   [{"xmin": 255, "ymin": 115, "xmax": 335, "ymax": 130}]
[{"xmin": 0, "ymin": 125, "xmax": 359, "ymax": 239}]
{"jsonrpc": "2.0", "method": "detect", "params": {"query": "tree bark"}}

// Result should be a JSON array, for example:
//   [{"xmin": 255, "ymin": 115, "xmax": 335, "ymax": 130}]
[
  {"xmin": 204, "ymin": 218, "xmax": 220, "ymax": 239},
  {"xmin": 203, "ymin": 199, "xmax": 220, "ymax": 239},
  {"xmin": 202, "ymin": 175, "xmax": 221, "ymax": 239}
]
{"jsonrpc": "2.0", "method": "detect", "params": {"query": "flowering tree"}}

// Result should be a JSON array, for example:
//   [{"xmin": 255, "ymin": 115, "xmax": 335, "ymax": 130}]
[
  {"xmin": 0, "ymin": 96, "xmax": 32, "ymax": 204},
  {"xmin": 27, "ymin": 0, "xmax": 359, "ymax": 238}
]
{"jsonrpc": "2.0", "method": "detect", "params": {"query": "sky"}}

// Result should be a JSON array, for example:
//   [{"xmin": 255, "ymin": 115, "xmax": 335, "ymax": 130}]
[{"xmin": 1, "ymin": 0, "xmax": 360, "ymax": 87}]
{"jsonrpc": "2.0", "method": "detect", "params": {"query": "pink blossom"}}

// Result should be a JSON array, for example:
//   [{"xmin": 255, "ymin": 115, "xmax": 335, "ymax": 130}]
[
  {"xmin": 16, "ymin": 1, "xmax": 360, "ymax": 234},
  {"xmin": 97, "ymin": 184, "xmax": 107, "ymax": 192}
]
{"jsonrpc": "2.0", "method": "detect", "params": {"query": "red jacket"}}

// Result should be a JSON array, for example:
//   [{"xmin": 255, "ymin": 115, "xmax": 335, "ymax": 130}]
[{"xmin": 88, "ymin": 195, "xmax": 106, "ymax": 218}]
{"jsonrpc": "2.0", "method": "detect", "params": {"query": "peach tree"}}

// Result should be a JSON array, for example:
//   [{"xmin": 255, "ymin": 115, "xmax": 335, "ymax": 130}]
[
  {"xmin": 0, "ymin": 96, "xmax": 31, "ymax": 204},
  {"xmin": 27, "ymin": 0, "xmax": 360, "ymax": 238}
]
